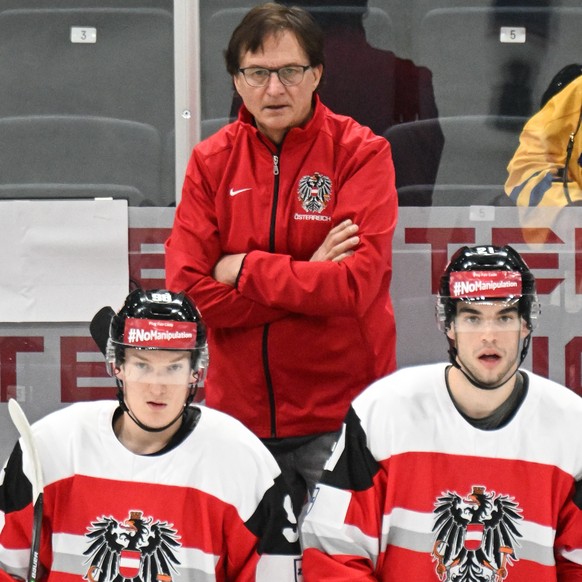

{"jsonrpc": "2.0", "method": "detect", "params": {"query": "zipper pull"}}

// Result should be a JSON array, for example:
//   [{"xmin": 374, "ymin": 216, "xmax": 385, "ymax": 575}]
[{"xmin": 273, "ymin": 154, "xmax": 280, "ymax": 176}]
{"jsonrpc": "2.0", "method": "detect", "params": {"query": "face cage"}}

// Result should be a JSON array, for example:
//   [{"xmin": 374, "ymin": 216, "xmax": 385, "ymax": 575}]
[
  {"xmin": 105, "ymin": 338, "xmax": 209, "ymax": 389},
  {"xmin": 435, "ymin": 295, "xmax": 541, "ymax": 333}
]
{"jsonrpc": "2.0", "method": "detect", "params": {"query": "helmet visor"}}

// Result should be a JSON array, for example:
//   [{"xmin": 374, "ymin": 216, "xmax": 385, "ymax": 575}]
[
  {"xmin": 451, "ymin": 300, "xmax": 523, "ymax": 333},
  {"xmin": 120, "ymin": 348, "xmax": 194, "ymax": 388}
]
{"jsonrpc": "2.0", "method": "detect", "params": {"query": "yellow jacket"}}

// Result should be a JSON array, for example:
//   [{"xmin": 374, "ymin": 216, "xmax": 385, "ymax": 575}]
[{"xmin": 505, "ymin": 76, "xmax": 582, "ymax": 206}]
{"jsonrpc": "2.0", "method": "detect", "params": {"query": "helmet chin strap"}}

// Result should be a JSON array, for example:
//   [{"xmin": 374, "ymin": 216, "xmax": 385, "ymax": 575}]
[
  {"xmin": 447, "ymin": 333, "xmax": 531, "ymax": 391},
  {"xmin": 115, "ymin": 378, "xmax": 197, "ymax": 433}
]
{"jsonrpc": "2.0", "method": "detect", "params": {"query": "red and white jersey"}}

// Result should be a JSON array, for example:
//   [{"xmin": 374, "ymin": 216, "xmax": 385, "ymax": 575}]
[
  {"xmin": 302, "ymin": 363, "xmax": 582, "ymax": 581},
  {"xmin": 0, "ymin": 401, "xmax": 302, "ymax": 582}
]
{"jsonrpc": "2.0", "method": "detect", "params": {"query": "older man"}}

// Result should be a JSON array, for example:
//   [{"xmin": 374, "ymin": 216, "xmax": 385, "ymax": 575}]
[{"xmin": 165, "ymin": 2, "xmax": 397, "ymax": 517}]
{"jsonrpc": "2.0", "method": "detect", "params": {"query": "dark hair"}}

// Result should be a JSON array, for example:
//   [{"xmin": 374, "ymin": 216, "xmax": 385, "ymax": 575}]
[
  {"xmin": 224, "ymin": 2, "xmax": 325, "ymax": 76},
  {"xmin": 540, "ymin": 63, "xmax": 582, "ymax": 108}
]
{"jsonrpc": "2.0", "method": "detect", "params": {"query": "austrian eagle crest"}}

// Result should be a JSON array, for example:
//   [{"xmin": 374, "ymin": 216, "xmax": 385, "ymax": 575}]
[
  {"xmin": 83, "ymin": 510, "xmax": 181, "ymax": 582},
  {"xmin": 431, "ymin": 485, "xmax": 523, "ymax": 581},
  {"xmin": 297, "ymin": 172, "xmax": 332, "ymax": 213}
]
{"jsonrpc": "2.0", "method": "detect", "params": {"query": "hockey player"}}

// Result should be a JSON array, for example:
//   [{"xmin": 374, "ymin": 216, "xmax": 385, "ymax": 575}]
[
  {"xmin": 302, "ymin": 245, "xmax": 582, "ymax": 580},
  {"xmin": 0, "ymin": 288, "xmax": 302, "ymax": 582}
]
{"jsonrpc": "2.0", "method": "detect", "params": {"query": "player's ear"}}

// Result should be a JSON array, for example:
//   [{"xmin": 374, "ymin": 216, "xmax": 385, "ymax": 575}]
[{"xmin": 114, "ymin": 365, "xmax": 124, "ymax": 381}]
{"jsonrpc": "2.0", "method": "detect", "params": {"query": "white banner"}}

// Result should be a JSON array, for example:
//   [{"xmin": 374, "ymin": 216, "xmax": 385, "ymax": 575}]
[{"xmin": 0, "ymin": 199, "xmax": 129, "ymax": 322}]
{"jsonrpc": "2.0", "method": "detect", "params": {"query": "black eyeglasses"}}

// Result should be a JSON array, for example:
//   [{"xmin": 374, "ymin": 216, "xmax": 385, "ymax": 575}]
[{"xmin": 238, "ymin": 65, "xmax": 312, "ymax": 87}]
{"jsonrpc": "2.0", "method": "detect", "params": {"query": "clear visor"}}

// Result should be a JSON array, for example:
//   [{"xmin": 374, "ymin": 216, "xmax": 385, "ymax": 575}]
[
  {"xmin": 451, "ymin": 299, "xmax": 523, "ymax": 333},
  {"xmin": 121, "ymin": 360, "xmax": 193, "ymax": 386},
  {"xmin": 112, "ymin": 346, "xmax": 195, "ymax": 388},
  {"xmin": 436, "ymin": 295, "xmax": 540, "ymax": 332}
]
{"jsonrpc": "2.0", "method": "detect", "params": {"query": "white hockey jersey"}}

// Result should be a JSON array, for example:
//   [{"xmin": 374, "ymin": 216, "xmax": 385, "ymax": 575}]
[
  {"xmin": 302, "ymin": 363, "xmax": 582, "ymax": 581},
  {"xmin": 0, "ymin": 401, "xmax": 302, "ymax": 582}
]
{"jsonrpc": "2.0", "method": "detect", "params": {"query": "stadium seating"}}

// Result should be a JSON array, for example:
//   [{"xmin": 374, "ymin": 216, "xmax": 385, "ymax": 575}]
[
  {"xmin": 0, "ymin": 116, "xmax": 162, "ymax": 206},
  {"xmin": 0, "ymin": 3, "xmax": 174, "ymax": 205},
  {"xmin": 385, "ymin": 115, "xmax": 526, "ymax": 206},
  {"xmin": 412, "ymin": 4, "xmax": 582, "ymax": 118}
]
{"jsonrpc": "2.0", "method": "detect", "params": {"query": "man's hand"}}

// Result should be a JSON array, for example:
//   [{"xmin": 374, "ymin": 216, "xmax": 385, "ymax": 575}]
[
  {"xmin": 213, "ymin": 253, "xmax": 247, "ymax": 286},
  {"xmin": 310, "ymin": 219, "xmax": 360, "ymax": 262},
  {"xmin": 213, "ymin": 220, "xmax": 358, "ymax": 285}
]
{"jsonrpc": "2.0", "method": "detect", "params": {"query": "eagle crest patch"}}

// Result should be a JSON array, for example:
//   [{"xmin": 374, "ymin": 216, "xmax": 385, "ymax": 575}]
[
  {"xmin": 297, "ymin": 172, "xmax": 332, "ymax": 213},
  {"xmin": 431, "ymin": 485, "xmax": 523, "ymax": 581},
  {"xmin": 83, "ymin": 510, "xmax": 181, "ymax": 581}
]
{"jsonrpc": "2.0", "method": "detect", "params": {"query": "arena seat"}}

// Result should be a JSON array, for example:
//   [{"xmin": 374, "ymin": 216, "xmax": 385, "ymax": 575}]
[
  {"xmin": 202, "ymin": 7, "xmax": 262, "ymax": 121},
  {"xmin": 0, "ymin": 7, "xmax": 173, "ymax": 128},
  {"xmin": 0, "ymin": 116, "xmax": 163, "ymax": 206},
  {"xmin": 385, "ymin": 115, "xmax": 525, "ymax": 206},
  {"xmin": 412, "ymin": 4, "xmax": 582, "ymax": 117},
  {"xmin": 0, "ymin": 4, "xmax": 174, "ymax": 204},
  {"xmin": 367, "ymin": 0, "xmax": 414, "ymax": 57},
  {"xmin": 201, "ymin": 118, "xmax": 232, "ymax": 141}
]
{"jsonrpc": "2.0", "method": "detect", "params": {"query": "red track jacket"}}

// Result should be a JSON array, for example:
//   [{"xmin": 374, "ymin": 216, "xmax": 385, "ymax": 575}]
[{"xmin": 165, "ymin": 96, "xmax": 397, "ymax": 439}]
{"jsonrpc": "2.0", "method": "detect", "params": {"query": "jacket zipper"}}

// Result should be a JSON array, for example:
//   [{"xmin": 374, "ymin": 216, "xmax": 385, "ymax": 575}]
[{"xmin": 262, "ymin": 149, "xmax": 281, "ymax": 437}]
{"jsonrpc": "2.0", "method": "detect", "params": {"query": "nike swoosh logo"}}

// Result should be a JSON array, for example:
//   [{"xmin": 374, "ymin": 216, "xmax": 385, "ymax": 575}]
[{"xmin": 229, "ymin": 187, "xmax": 252, "ymax": 197}]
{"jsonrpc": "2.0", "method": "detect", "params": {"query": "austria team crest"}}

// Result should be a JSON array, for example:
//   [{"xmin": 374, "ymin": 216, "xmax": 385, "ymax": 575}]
[
  {"xmin": 431, "ymin": 486, "xmax": 523, "ymax": 581},
  {"xmin": 83, "ymin": 510, "xmax": 181, "ymax": 582},
  {"xmin": 297, "ymin": 172, "xmax": 332, "ymax": 213}
]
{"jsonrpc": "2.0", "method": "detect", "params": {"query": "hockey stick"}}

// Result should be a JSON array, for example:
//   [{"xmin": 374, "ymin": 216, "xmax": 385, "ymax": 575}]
[{"xmin": 8, "ymin": 399, "xmax": 43, "ymax": 582}]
